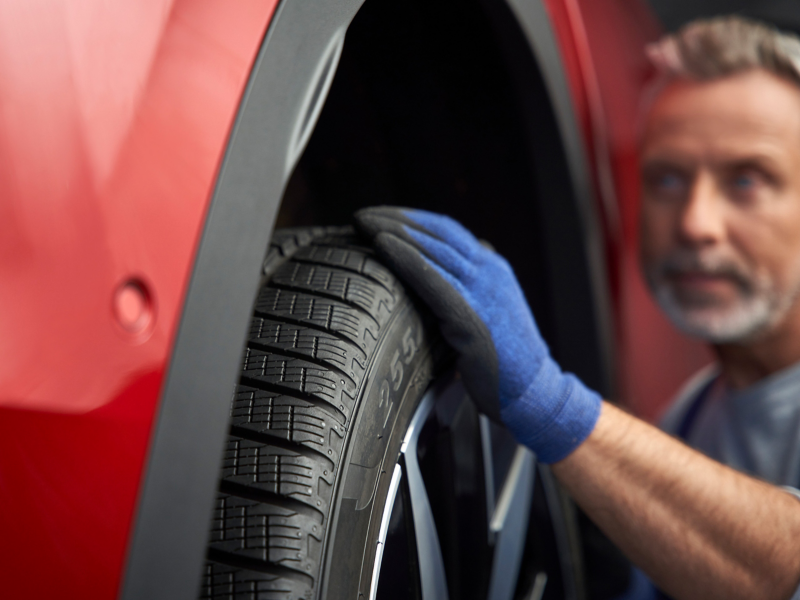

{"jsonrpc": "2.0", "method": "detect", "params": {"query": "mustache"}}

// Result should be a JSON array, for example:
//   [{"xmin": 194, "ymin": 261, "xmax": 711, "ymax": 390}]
[{"xmin": 653, "ymin": 249, "xmax": 754, "ymax": 289}]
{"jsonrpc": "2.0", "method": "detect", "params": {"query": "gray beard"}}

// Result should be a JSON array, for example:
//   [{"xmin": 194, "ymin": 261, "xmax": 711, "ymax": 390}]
[
  {"xmin": 644, "ymin": 248, "xmax": 800, "ymax": 344},
  {"xmin": 651, "ymin": 282, "xmax": 779, "ymax": 343}
]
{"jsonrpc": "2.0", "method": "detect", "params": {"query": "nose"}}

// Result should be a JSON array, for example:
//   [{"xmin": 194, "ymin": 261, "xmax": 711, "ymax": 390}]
[{"xmin": 677, "ymin": 171, "xmax": 726, "ymax": 246}]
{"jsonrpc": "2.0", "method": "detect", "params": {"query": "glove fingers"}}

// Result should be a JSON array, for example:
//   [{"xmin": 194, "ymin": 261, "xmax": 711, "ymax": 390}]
[
  {"xmin": 404, "ymin": 209, "xmax": 481, "ymax": 260},
  {"xmin": 355, "ymin": 206, "xmax": 422, "ymax": 241},
  {"xmin": 356, "ymin": 207, "xmax": 475, "ymax": 281},
  {"xmin": 356, "ymin": 206, "xmax": 481, "ymax": 261},
  {"xmin": 404, "ymin": 227, "xmax": 474, "ymax": 281},
  {"xmin": 372, "ymin": 231, "xmax": 470, "ymax": 321}
]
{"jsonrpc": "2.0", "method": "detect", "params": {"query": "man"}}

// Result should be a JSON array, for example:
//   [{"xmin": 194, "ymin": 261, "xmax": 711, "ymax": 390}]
[{"xmin": 355, "ymin": 16, "xmax": 800, "ymax": 600}]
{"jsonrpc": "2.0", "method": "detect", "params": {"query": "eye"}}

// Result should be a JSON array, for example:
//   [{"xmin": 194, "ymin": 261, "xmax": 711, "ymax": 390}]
[
  {"xmin": 641, "ymin": 161, "xmax": 691, "ymax": 201},
  {"xmin": 658, "ymin": 173, "xmax": 684, "ymax": 190},
  {"xmin": 645, "ymin": 169, "xmax": 688, "ymax": 198},
  {"xmin": 726, "ymin": 168, "xmax": 768, "ymax": 201},
  {"xmin": 732, "ymin": 173, "xmax": 756, "ymax": 190}
]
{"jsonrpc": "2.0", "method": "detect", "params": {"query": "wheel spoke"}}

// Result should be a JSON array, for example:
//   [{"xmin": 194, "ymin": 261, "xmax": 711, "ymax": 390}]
[
  {"xmin": 401, "ymin": 389, "xmax": 450, "ymax": 600},
  {"xmin": 369, "ymin": 464, "xmax": 404, "ymax": 600},
  {"xmin": 479, "ymin": 415, "xmax": 497, "ymax": 546},
  {"xmin": 538, "ymin": 466, "xmax": 582, "ymax": 600},
  {"xmin": 486, "ymin": 446, "xmax": 536, "ymax": 600},
  {"xmin": 526, "ymin": 572, "xmax": 549, "ymax": 600}
]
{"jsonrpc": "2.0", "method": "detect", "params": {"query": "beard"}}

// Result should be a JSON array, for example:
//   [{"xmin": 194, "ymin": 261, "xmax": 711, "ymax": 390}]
[{"xmin": 644, "ymin": 247, "xmax": 800, "ymax": 344}]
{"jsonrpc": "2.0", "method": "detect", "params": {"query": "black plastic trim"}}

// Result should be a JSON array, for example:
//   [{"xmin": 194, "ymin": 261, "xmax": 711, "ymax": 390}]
[{"xmin": 119, "ymin": 1, "xmax": 365, "ymax": 599}]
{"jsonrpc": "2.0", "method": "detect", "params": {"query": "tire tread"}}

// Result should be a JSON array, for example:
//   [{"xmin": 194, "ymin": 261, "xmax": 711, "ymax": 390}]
[{"xmin": 201, "ymin": 229, "xmax": 407, "ymax": 600}]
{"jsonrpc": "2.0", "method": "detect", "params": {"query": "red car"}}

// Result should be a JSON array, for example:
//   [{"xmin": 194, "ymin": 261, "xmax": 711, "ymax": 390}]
[{"xmin": 0, "ymin": 0, "xmax": 711, "ymax": 599}]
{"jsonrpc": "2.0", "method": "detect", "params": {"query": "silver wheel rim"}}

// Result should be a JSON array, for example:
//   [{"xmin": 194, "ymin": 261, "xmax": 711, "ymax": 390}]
[{"xmin": 370, "ymin": 376, "xmax": 557, "ymax": 600}]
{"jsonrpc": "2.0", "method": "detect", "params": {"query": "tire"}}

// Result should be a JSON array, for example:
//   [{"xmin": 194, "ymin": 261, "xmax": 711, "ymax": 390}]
[{"xmin": 199, "ymin": 226, "xmax": 447, "ymax": 600}]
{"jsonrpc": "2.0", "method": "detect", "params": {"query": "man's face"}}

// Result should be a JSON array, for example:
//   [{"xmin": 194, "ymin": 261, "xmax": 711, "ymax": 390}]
[{"xmin": 640, "ymin": 69, "xmax": 800, "ymax": 343}]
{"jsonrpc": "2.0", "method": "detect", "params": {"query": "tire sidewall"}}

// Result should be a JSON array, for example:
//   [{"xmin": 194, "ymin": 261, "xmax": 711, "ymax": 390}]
[{"xmin": 318, "ymin": 299, "xmax": 442, "ymax": 599}]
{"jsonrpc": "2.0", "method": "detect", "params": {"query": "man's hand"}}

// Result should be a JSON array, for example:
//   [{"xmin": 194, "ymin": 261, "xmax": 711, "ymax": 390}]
[{"xmin": 355, "ymin": 206, "xmax": 601, "ymax": 463}]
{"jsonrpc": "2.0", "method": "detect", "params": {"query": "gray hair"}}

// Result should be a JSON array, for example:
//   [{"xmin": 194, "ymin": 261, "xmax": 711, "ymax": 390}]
[{"xmin": 646, "ymin": 16, "xmax": 800, "ymax": 86}]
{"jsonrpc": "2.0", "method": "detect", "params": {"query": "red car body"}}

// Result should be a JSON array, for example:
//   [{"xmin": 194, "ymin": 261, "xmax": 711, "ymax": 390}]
[{"xmin": 0, "ymin": 0, "xmax": 707, "ymax": 598}]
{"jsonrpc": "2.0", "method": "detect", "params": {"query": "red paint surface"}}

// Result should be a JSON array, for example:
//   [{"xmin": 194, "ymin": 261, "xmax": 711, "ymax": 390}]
[
  {"xmin": 543, "ymin": 0, "xmax": 712, "ymax": 420},
  {"xmin": 0, "ymin": 0, "xmax": 278, "ymax": 597}
]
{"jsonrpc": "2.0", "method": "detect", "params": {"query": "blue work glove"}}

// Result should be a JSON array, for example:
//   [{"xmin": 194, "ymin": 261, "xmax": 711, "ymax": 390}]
[{"xmin": 355, "ymin": 206, "xmax": 602, "ymax": 463}]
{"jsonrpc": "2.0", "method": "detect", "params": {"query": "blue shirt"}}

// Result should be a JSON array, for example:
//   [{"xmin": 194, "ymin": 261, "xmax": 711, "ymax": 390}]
[{"xmin": 662, "ymin": 362, "xmax": 800, "ymax": 491}]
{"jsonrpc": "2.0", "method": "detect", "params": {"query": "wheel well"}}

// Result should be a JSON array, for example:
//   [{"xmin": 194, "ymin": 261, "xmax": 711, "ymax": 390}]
[{"xmin": 277, "ymin": 0, "xmax": 610, "ymax": 395}]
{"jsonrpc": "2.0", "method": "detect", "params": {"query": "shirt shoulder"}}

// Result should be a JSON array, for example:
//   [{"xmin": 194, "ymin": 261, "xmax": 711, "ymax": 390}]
[{"xmin": 659, "ymin": 364, "xmax": 719, "ymax": 435}]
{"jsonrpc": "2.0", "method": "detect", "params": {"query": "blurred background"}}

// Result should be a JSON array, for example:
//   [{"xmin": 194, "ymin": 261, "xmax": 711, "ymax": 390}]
[{"xmin": 648, "ymin": 0, "xmax": 800, "ymax": 33}]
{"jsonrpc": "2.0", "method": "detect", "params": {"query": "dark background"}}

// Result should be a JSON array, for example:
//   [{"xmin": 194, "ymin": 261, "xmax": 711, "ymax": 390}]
[{"xmin": 646, "ymin": 0, "xmax": 800, "ymax": 33}]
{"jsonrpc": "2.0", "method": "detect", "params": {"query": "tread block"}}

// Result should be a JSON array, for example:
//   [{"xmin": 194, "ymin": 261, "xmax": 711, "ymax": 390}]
[
  {"xmin": 230, "ymin": 386, "xmax": 345, "ymax": 458},
  {"xmin": 271, "ymin": 262, "xmax": 396, "ymax": 321},
  {"xmin": 240, "ymin": 348, "xmax": 355, "ymax": 420},
  {"xmin": 248, "ymin": 317, "xmax": 366, "ymax": 382},
  {"xmin": 254, "ymin": 288, "xmax": 378, "ymax": 352},
  {"xmin": 221, "ymin": 437, "xmax": 334, "ymax": 513},
  {"xmin": 262, "ymin": 227, "xmax": 351, "ymax": 279},
  {"xmin": 201, "ymin": 561, "xmax": 312, "ymax": 600},
  {"xmin": 293, "ymin": 245, "xmax": 397, "ymax": 292},
  {"xmin": 208, "ymin": 494, "xmax": 323, "ymax": 569},
  {"xmin": 293, "ymin": 245, "xmax": 369, "ymax": 274}
]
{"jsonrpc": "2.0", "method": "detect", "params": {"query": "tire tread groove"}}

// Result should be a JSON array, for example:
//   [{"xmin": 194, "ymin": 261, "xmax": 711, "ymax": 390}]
[
  {"xmin": 238, "ymin": 375, "xmax": 347, "ymax": 423},
  {"xmin": 218, "ymin": 480, "xmax": 323, "ymax": 522},
  {"xmin": 247, "ymin": 340, "xmax": 358, "ymax": 383},
  {"xmin": 267, "ymin": 280, "xmax": 380, "ymax": 323},
  {"xmin": 228, "ymin": 424, "xmax": 335, "ymax": 467},
  {"xmin": 206, "ymin": 549, "xmax": 313, "ymax": 585}
]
